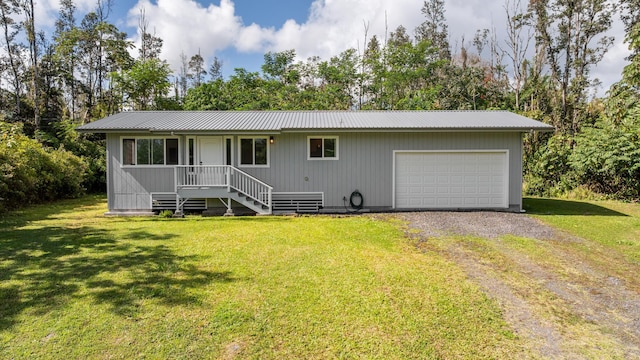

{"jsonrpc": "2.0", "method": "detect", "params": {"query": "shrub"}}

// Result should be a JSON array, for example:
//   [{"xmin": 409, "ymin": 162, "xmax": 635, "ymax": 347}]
[
  {"xmin": 0, "ymin": 122, "xmax": 87, "ymax": 212},
  {"xmin": 571, "ymin": 124, "xmax": 640, "ymax": 200},
  {"xmin": 524, "ymin": 134, "xmax": 578, "ymax": 197},
  {"xmin": 158, "ymin": 210, "xmax": 174, "ymax": 218}
]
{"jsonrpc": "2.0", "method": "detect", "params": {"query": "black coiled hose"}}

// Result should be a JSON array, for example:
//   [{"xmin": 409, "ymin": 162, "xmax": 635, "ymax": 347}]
[{"xmin": 349, "ymin": 190, "xmax": 363, "ymax": 210}]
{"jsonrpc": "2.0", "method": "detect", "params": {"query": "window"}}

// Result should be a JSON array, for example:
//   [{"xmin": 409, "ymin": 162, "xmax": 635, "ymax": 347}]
[
  {"xmin": 188, "ymin": 138, "xmax": 195, "ymax": 166},
  {"xmin": 122, "ymin": 137, "xmax": 179, "ymax": 166},
  {"xmin": 239, "ymin": 137, "xmax": 268, "ymax": 166},
  {"xmin": 123, "ymin": 139, "xmax": 135, "ymax": 165},
  {"xmin": 308, "ymin": 136, "xmax": 338, "ymax": 160},
  {"xmin": 225, "ymin": 138, "xmax": 232, "ymax": 165}
]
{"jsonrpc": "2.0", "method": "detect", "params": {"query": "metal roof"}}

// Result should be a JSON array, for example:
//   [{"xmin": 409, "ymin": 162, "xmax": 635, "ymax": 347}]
[{"xmin": 76, "ymin": 110, "xmax": 554, "ymax": 133}]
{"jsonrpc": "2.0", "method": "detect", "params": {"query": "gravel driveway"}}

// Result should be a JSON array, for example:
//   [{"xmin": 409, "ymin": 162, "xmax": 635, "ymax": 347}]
[{"xmin": 395, "ymin": 211, "xmax": 640, "ymax": 359}]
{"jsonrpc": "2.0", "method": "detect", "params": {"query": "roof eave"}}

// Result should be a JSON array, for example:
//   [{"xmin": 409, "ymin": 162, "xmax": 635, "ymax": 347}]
[{"xmin": 77, "ymin": 127, "xmax": 555, "ymax": 133}]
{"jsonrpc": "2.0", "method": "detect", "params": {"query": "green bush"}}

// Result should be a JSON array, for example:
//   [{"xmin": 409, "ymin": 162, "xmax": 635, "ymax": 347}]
[
  {"xmin": 37, "ymin": 119, "xmax": 106, "ymax": 193},
  {"xmin": 571, "ymin": 124, "xmax": 640, "ymax": 200},
  {"xmin": 0, "ymin": 122, "xmax": 87, "ymax": 212},
  {"xmin": 158, "ymin": 209, "xmax": 174, "ymax": 218},
  {"xmin": 524, "ymin": 134, "xmax": 578, "ymax": 197}
]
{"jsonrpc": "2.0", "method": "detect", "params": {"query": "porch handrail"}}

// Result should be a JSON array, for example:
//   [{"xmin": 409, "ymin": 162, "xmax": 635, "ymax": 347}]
[
  {"xmin": 228, "ymin": 167, "xmax": 273, "ymax": 211},
  {"xmin": 175, "ymin": 165, "xmax": 272, "ymax": 212}
]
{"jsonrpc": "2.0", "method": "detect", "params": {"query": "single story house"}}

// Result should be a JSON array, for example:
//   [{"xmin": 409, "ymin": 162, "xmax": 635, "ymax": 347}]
[{"xmin": 77, "ymin": 110, "xmax": 553, "ymax": 215}]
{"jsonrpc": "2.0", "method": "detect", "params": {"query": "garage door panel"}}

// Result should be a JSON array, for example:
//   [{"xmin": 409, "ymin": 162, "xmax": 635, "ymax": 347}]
[{"xmin": 395, "ymin": 151, "xmax": 508, "ymax": 209}]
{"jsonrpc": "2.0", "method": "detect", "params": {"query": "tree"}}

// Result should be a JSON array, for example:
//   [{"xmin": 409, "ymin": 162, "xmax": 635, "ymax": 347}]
[
  {"xmin": 77, "ymin": 11, "xmax": 102, "ymax": 117},
  {"xmin": 381, "ymin": 29, "xmax": 441, "ymax": 110},
  {"xmin": 97, "ymin": 21, "xmax": 134, "ymax": 116},
  {"xmin": 22, "ymin": 0, "xmax": 40, "ymax": 129},
  {"xmin": 317, "ymin": 49, "xmax": 359, "ymax": 109},
  {"xmin": 188, "ymin": 50, "xmax": 207, "ymax": 87},
  {"xmin": 183, "ymin": 79, "xmax": 229, "ymax": 110},
  {"xmin": 531, "ymin": 0, "xmax": 615, "ymax": 134},
  {"xmin": 620, "ymin": 0, "xmax": 640, "ymax": 55},
  {"xmin": 209, "ymin": 56, "xmax": 223, "ymax": 81},
  {"xmin": 94, "ymin": 0, "xmax": 113, "ymax": 101},
  {"xmin": 177, "ymin": 51, "xmax": 189, "ymax": 100},
  {"xmin": 112, "ymin": 58, "xmax": 171, "ymax": 110},
  {"xmin": 361, "ymin": 35, "xmax": 384, "ymax": 109},
  {"xmin": 415, "ymin": 0, "xmax": 450, "ymax": 60},
  {"xmin": 54, "ymin": 0, "xmax": 77, "ymax": 120},
  {"xmin": 137, "ymin": 7, "xmax": 162, "ymax": 60},
  {"xmin": 0, "ymin": 0, "xmax": 24, "ymax": 116},
  {"xmin": 262, "ymin": 49, "xmax": 298, "ymax": 84},
  {"xmin": 501, "ymin": 0, "xmax": 533, "ymax": 110}
]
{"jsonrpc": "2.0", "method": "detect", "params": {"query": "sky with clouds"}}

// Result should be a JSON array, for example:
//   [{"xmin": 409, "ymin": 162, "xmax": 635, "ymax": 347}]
[{"xmin": 34, "ymin": 0, "xmax": 630, "ymax": 96}]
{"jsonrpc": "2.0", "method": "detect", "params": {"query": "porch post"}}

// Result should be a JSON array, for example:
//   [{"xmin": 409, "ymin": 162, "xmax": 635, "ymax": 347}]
[{"xmin": 224, "ymin": 197, "xmax": 234, "ymax": 216}]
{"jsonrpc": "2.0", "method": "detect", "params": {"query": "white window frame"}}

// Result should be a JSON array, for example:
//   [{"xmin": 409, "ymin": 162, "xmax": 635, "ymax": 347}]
[
  {"xmin": 237, "ymin": 136, "xmax": 270, "ymax": 168},
  {"xmin": 307, "ymin": 136, "xmax": 339, "ymax": 160},
  {"xmin": 120, "ymin": 136, "xmax": 181, "ymax": 167}
]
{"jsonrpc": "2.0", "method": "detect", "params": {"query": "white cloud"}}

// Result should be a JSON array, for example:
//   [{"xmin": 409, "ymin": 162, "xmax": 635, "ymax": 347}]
[
  {"xmin": 34, "ymin": 0, "xmax": 627, "ymax": 94},
  {"xmin": 236, "ymin": 23, "xmax": 274, "ymax": 53},
  {"xmin": 127, "ymin": 0, "xmax": 243, "ymax": 71},
  {"xmin": 34, "ymin": 0, "xmax": 108, "ymax": 28}
]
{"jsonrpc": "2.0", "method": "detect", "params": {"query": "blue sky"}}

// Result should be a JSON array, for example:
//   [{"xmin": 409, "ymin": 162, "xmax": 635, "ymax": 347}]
[
  {"xmin": 35, "ymin": 0, "xmax": 629, "ymax": 94},
  {"xmin": 101, "ymin": 0, "xmax": 316, "ymax": 76}
]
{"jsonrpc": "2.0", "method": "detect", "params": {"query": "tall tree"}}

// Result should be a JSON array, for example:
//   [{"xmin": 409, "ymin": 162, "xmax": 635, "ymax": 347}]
[
  {"xmin": 22, "ymin": 0, "xmax": 40, "ymax": 128},
  {"xmin": 137, "ymin": 7, "xmax": 162, "ymax": 60},
  {"xmin": 361, "ymin": 35, "xmax": 384, "ymax": 109},
  {"xmin": 317, "ymin": 49, "xmax": 359, "ymax": 110},
  {"xmin": 603, "ymin": 21, "xmax": 640, "ymax": 125},
  {"xmin": 94, "ymin": 0, "xmax": 112, "ymax": 100},
  {"xmin": 415, "ymin": 0, "xmax": 450, "ymax": 60},
  {"xmin": 78, "ymin": 11, "xmax": 102, "ymax": 116},
  {"xmin": 262, "ymin": 49, "xmax": 298, "ymax": 84},
  {"xmin": 112, "ymin": 57, "xmax": 171, "ymax": 110},
  {"xmin": 54, "ymin": 0, "xmax": 77, "ymax": 120},
  {"xmin": 620, "ymin": 0, "xmax": 640, "ymax": 57},
  {"xmin": 531, "ymin": 0, "xmax": 615, "ymax": 133},
  {"xmin": 0, "ymin": 0, "xmax": 24, "ymax": 115},
  {"xmin": 209, "ymin": 56, "xmax": 223, "ymax": 81},
  {"xmin": 188, "ymin": 50, "xmax": 206, "ymax": 87},
  {"xmin": 501, "ymin": 0, "xmax": 533, "ymax": 110},
  {"xmin": 177, "ymin": 51, "xmax": 189, "ymax": 100}
]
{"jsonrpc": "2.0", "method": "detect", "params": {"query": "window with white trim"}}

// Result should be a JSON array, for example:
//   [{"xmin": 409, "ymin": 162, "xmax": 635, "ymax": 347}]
[
  {"xmin": 308, "ymin": 136, "xmax": 338, "ymax": 160},
  {"xmin": 122, "ymin": 138, "xmax": 179, "ymax": 165},
  {"xmin": 239, "ymin": 137, "xmax": 269, "ymax": 166}
]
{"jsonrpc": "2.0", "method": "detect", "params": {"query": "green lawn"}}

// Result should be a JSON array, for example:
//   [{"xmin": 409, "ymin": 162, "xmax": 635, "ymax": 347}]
[
  {"xmin": 0, "ymin": 196, "xmax": 523, "ymax": 359},
  {"xmin": 525, "ymin": 198, "xmax": 640, "ymax": 264}
]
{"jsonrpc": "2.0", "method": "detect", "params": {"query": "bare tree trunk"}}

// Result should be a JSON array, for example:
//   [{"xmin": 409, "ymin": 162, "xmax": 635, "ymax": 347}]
[
  {"xmin": 0, "ymin": 1, "xmax": 22, "ymax": 115},
  {"xmin": 24, "ymin": 0, "xmax": 39, "ymax": 128}
]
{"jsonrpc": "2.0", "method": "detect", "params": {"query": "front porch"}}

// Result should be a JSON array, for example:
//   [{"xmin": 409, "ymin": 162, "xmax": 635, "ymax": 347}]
[{"xmin": 173, "ymin": 165, "xmax": 273, "ymax": 215}]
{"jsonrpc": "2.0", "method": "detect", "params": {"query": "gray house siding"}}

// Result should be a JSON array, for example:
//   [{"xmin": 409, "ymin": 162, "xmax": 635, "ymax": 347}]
[
  {"xmin": 243, "ymin": 131, "xmax": 523, "ymax": 210},
  {"xmin": 106, "ymin": 131, "xmax": 523, "ymax": 212},
  {"xmin": 106, "ymin": 134, "xmax": 176, "ymax": 211}
]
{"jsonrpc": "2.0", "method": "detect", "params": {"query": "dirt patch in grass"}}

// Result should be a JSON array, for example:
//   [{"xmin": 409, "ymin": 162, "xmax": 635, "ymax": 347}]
[{"xmin": 396, "ymin": 211, "xmax": 640, "ymax": 359}]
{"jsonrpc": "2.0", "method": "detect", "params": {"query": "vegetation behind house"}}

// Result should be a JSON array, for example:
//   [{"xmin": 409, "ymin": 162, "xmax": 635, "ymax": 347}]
[{"xmin": 1, "ymin": 0, "xmax": 639, "ymax": 209}]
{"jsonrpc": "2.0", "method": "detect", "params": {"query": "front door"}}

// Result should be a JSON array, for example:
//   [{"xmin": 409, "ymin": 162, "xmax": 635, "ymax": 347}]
[{"xmin": 198, "ymin": 137, "xmax": 224, "ymax": 185}]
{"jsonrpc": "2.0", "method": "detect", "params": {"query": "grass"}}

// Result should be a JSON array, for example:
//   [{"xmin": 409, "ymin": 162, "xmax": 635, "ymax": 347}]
[
  {"xmin": 420, "ymin": 198, "xmax": 640, "ymax": 358},
  {"xmin": 524, "ymin": 198, "xmax": 640, "ymax": 264},
  {"xmin": 0, "ymin": 196, "xmax": 524, "ymax": 359}
]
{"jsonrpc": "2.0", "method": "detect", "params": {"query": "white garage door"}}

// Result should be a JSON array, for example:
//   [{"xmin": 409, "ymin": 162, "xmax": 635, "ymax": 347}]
[{"xmin": 394, "ymin": 151, "xmax": 509, "ymax": 209}]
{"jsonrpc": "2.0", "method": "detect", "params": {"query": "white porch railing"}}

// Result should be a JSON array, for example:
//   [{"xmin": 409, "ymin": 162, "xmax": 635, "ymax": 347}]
[{"xmin": 175, "ymin": 165, "xmax": 272, "ymax": 211}]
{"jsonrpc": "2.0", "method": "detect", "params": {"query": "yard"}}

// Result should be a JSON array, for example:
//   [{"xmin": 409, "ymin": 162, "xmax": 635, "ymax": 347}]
[{"xmin": 1, "ymin": 196, "xmax": 639, "ymax": 359}]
